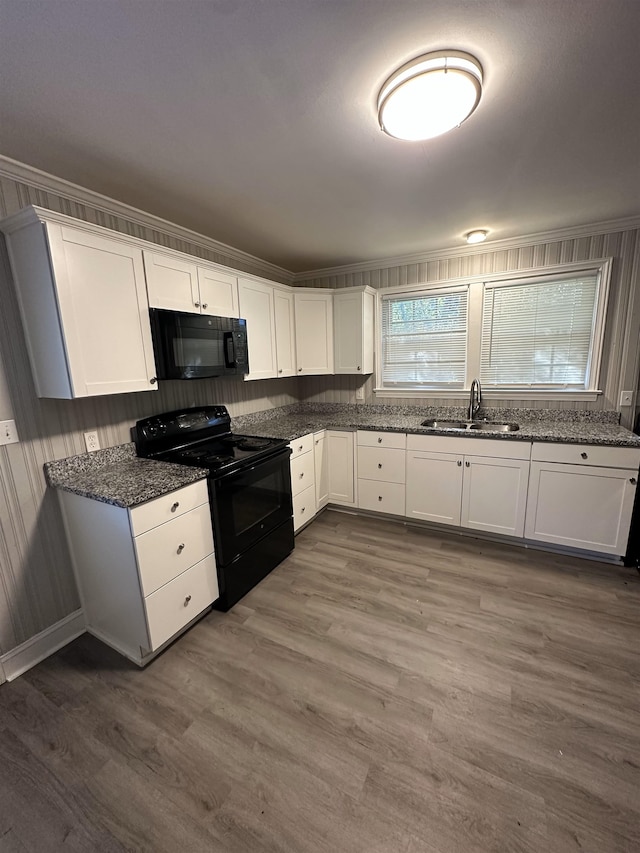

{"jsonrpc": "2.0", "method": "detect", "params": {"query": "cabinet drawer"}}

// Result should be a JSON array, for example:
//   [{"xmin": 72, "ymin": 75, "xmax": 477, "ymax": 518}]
[
  {"xmin": 144, "ymin": 554, "xmax": 219, "ymax": 651},
  {"xmin": 531, "ymin": 442, "xmax": 640, "ymax": 469},
  {"xmin": 293, "ymin": 483, "xmax": 317, "ymax": 531},
  {"xmin": 357, "ymin": 430, "xmax": 406, "ymax": 449},
  {"xmin": 135, "ymin": 503, "xmax": 214, "ymax": 596},
  {"xmin": 289, "ymin": 433, "xmax": 314, "ymax": 459},
  {"xmin": 130, "ymin": 480, "xmax": 209, "ymax": 536},
  {"xmin": 357, "ymin": 479, "xmax": 405, "ymax": 516},
  {"xmin": 357, "ymin": 446, "xmax": 406, "ymax": 483},
  {"xmin": 290, "ymin": 450, "xmax": 315, "ymax": 496}
]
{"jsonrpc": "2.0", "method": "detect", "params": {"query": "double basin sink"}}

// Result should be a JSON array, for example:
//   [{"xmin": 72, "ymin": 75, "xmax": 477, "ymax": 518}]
[{"xmin": 421, "ymin": 419, "xmax": 520, "ymax": 433}]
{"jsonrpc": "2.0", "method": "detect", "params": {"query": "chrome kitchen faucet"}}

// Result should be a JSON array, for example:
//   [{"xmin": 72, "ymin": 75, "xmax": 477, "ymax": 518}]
[{"xmin": 468, "ymin": 378, "xmax": 482, "ymax": 421}]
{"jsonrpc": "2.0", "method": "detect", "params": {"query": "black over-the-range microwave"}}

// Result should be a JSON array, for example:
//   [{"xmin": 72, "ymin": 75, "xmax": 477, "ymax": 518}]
[{"xmin": 149, "ymin": 308, "xmax": 249, "ymax": 380}]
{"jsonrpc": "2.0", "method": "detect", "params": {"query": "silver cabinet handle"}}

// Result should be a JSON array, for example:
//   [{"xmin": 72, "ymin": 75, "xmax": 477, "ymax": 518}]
[
  {"xmin": 298, "ymin": 367, "xmax": 303, "ymax": 372},
  {"xmin": 171, "ymin": 502, "xmax": 180, "ymax": 512},
  {"xmin": 299, "ymin": 472, "xmax": 304, "ymax": 478},
  {"xmin": 378, "ymin": 495, "xmax": 383, "ymax": 501},
  {"xmin": 465, "ymin": 461, "xmax": 470, "ymax": 467},
  {"xmin": 177, "ymin": 543, "xmax": 185, "ymax": 554},
  {"xmin": 150, "ymin": 377, "xmax": 157, "ymax": 385},
  {"xmin": 301, "ymin": 506, "xmax": 306, "ymax": 513},
  {"xmin": 202, "ymin": 303, "xmax": 208, "ymax": 309},
  {"xmin": 184, "ymin": 595, "xmax": 192, "ymax": 607},
  {"xmin": 357, "ymin": 366, "xmax": 361, "ymax": 371},
  {"xmin": 457, "ymin": 460, "xmax": 462, "ymax": 466},
  {"xmin": 581, "ymin": 452, "xmax": 588, "ymax": 459},
  {"xmin": 631, "ymin": 477, "xmax": 637, "ymax": 485},
  {"xmin": 378, "ymin": 463, "xmax": 382, "ymax": 469},
  {"xmin": 279, "ymin": 368, "xmax": 283, "ymax": 373},
  {"xmin": 194, "ymin": 301, "xmax": 200, "ymax": 308},
  {"xmin": 298, "ymin": 445, "xmax": 303, "ymax": 451},
  {"xmin": 378, "ymin": 437, "xmax": 383, "ymax": 443}
]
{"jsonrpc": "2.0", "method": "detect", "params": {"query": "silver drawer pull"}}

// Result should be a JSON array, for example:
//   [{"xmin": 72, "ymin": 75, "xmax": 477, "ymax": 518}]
[
  {"xmin": 465, "ymin": 461, "xmax": 470, "ymax": 467},
  {"xmin": 194, "ymin": 301, "xmax": 200, "ymax": 308},
  {"xmin": 378, "ymin": 437, "xmax": 383, "ymax": 443},
  {"xmin": 631, "ymin": 478, "xmax": 637, "ymax": 485},
  {"xmin": 581, "ymin": 452, "xmax": 588, "ymax": 459},
  {"xmin": 378, "ymin": 495, "xmax": 383, "ymax": 501},
  {"xmin": 202, "ymin": 303, "xmax": 208, "ymax": 309},
  {"xmin": 177, "ymin": 543, "xmax": 185, "ymax": 554},
  {"xmin": 298, "ymin": 445, "xmax": 303, "ymax": 451},
  {"xmin": 171, "ymin": 502, "xmax": 180, "ymax": 512},
  {"xmin": 184, "ymin": 595, "xmax": 192, "ymax": 606},
  {"xmin": 378, "ymin": 463, "xmax": 382, "ymax": 469},
  {"xmin": 299, "ymin": 472, "xmax": 304, "ymax": 478},
  {"xmin": 301, "ymin": 507, "xmax": 306, "ymax": 513},
  {"xmin": 457, "ymin": 460, "xmax": 462, "ymax": 467}
]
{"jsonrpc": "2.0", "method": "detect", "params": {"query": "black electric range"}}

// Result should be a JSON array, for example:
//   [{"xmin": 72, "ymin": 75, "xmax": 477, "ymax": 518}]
[{"xmin": 134, "ymin": 406, "xmax": 294, "ymax": 610}]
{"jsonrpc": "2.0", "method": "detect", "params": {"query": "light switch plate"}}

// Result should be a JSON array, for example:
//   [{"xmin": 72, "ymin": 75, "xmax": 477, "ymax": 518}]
[
  {"xmin": 355, "ymin": 385, "xmax": 365, "ymax": 400},
  {"xmin": 0, "ymin": 419, "xmax": 19, "ymax": 445},
  {"xmin": 619, "ymin": 390, "xmax": 634, "ymax": 407},
  {"xmin": 84, "ymin": 431, "xmax": 100, "ymax": 452}
]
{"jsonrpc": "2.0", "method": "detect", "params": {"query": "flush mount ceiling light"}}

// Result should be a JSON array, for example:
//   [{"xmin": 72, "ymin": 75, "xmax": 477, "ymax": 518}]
[
  {"xmin": 378, "ymin": 50, "xmax": 483, "ymax": 141},
  {"xmin": 465, "ymin": 229, "xmax": 489, "ymax": 244}
]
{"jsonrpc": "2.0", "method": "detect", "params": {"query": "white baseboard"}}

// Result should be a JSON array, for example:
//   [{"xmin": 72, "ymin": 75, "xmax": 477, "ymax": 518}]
[{"xmin": 0, "ymin": 610, "xmax": 85, "ymax": 682}]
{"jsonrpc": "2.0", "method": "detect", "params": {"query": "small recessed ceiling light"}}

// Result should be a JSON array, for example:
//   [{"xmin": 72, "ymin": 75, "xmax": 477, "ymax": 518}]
[
  {"xmin": 378, "ymin": 50, "xmax": 483, "ymax": 141},
  {"xmin": 465, "ymin": 229, "xmax": 489, "ymax": 244}
]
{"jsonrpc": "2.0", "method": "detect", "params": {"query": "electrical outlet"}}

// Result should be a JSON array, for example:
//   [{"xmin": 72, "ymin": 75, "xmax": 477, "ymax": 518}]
[
  {"xmin": 0, "ymin": 419, "xmax": 19, "ymax": 446},
  {"xmin": 84, "ymin": 431, "xmax": 100, "ymax": 452},
  {"xmin": 619, "ymin": 390, "xmax": 634, "ymax": 407},
  {"xmin": 355, "ymin": 385, "xmax": 365, "ymax": 400}
]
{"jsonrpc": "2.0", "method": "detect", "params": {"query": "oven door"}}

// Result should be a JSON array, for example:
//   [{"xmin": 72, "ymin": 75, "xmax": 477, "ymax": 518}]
[{"xmin": 210, "ymin": 448, "xmax": 293, "ymax": 566}]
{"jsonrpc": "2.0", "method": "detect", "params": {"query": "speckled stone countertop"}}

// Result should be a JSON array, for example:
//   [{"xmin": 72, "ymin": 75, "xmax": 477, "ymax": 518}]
[
  {"xmin": 232, "ymin": 403, "xmax": 640, "ymax": 448},
  {"xmin": 44, "ymin": 443, "xmax": 208, "ymax": 508}
]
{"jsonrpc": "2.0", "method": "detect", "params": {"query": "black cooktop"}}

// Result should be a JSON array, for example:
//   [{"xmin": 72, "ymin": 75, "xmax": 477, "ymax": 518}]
[
  {"xmin": 134, "ymin": 405, "xmax": 288, "ymax": 475},
  {"xmin": 167, "ymin": 433, "xmax": 286, "ymax": 472}
]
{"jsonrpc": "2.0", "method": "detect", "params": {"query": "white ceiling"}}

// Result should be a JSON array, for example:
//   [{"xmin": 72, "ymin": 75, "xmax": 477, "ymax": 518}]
[{"xmin": 1, "ymin": 0, "xmax": 639, "ymax": 274}]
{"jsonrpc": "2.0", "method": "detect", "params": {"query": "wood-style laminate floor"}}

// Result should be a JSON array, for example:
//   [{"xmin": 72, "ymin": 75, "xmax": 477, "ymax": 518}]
[{"xmin": 2, "ymin": 510, "xmax": 640, "ymax": 853}]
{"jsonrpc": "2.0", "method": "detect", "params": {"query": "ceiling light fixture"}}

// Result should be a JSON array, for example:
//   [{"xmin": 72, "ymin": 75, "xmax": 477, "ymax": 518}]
[
  {"xmin": 465, "ymin": 229, "xmax": 489, "ymax": 244},
  {"xmin": 378, "ymin": 50, "xmax": 483, "ymax": 141}
]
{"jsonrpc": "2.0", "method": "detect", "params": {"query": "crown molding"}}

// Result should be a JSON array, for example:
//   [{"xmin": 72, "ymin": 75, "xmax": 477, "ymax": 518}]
[
  {"xmin": 0, "ymin": 155, "xmax": 293, "ymax": 283},
  {"xmin": 293, "ymin": 215, "xmax": 640, "ymax": 281}
]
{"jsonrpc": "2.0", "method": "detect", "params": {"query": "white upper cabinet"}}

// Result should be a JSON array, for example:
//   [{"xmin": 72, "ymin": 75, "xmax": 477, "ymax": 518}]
[
  {"xmin": 1, "ymin": 208, "xmax": 157, "ymax": 398},
  {"xmin": 294, "ymin": 289, "xmax": 334, "ymax": 375},
  {"xmin": 144, "ymin": 250, "xmax": 239, "ymax": 317},
  {"xmin": 238, "ymin": 277, "xmax": 277, "ymax": 380},
  {"xmin": 334, "ymin": 287, "xmax": 375, "ymax": 374},
  {"xmin": 273, "ymin": 287, "xmax": 297, "ymax": 377}
]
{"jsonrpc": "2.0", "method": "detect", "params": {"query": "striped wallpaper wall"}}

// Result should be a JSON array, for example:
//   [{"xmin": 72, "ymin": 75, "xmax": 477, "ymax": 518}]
[
  {"xmin": 297, "ymin": 228, "xmax": 640, "ymax": 420},
  {"xmin": 1, "ymin": 161, "xmax": 639, "ymax": 660}
]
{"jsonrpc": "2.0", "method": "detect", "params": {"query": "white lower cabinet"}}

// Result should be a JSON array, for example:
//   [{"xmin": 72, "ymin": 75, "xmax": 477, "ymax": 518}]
[
  {"xmin": 357, "ymin": 430, "xmax": 406, "ymax": 516},
  {"xmin": 406, "ymin": 435, "xmax": 531, "ymax": 538},
  {"xmin": 525, "ymin": 443, "xmax": 640, "ymax": 555},
  {"xmin": 314, "ymin": 431, "xmax": 329, "ymax": 509},
  {"xmin": 326, "ymin": 430, "xmax": 356, "ymax": 505},
  {"xmin": 59, "ymin": 479, "xmax": 218, "ymax": 665},
  {"xmin": 289, "ymin": 434, "xmax": 317, "ymax": 531}
]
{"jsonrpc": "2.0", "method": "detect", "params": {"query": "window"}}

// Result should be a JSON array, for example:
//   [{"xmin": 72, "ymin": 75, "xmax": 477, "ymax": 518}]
[
  {"xmin": 376, "ymin": 260, "xmax": 610, "ymax": 398},
  {"xmin": 480, "ymin": 274, "xmax": 599, "ymax": 389},
  {"xmin": 381, "ymin": 287, "xmax": 468, "ymax": 388}
]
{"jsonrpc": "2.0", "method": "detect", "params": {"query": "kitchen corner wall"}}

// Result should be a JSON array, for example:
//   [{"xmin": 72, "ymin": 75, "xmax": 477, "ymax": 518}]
[
  {"xmin": 0, "ymin": 173, "xmax": 299, "ymax": 658},
  {"xmin": 296, "ymin": 227, "xmax": 640, "ymax": 421}
]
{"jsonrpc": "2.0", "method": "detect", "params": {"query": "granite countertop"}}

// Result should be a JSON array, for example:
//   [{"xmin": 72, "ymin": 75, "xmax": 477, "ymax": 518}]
[
  {"xmin": 44, "ymin": 443, "xmax": 208, "ymax": 508},
  {"xmin": 232, "ymin": 403, "xmax": 640, "ymax": 448}
]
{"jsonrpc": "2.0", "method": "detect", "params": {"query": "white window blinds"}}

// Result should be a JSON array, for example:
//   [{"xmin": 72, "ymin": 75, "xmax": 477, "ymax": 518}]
[
  {"xmin": 381, "ymin": 289, "xmax": 468, "ymax": 388},
  {"xmin": 480, "ymin": 274, "xmax": 599, "ymax": 388}
]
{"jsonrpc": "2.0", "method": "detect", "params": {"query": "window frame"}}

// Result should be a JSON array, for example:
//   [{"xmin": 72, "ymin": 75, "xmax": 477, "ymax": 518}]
[{"xmin": 374, "ymin": 258, "xmax": 612, "ymax": 401}]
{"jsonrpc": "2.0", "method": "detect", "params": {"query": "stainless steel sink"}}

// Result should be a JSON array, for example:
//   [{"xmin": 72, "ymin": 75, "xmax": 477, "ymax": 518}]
[{"xmin": 421, "ymin": 420, "xmax": 519, "ymax": 433}]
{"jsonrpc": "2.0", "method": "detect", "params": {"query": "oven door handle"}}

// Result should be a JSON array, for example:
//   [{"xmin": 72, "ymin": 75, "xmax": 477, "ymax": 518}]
[{"xmin": 224, "ymin": 332, "xmax": 236, "ymax": 368}]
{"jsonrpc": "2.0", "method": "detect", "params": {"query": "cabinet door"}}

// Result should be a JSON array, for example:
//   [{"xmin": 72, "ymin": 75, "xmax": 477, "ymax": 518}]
[
  {"xmin": 334, "ymin": 289, "xmax": 374, "ymax": 374},
  {"xmin": 461, "ymin": 456, "xmax": 529, "ymax": 538},
  {"xmin": 273, "ymin": 288, "xmax": 296, "ymax": 377},
  {"xmin": 525, "ymin": 461, "xmax": 638, "ymax": 555},
  {"xmin": 238, "ymin": 278, "xmax": 277, "ymax": 380},
  {"xmin": 143, "ymin": 250, "xmax": 200, "ymax": 312},
  {"xmin": 48, "ymin": 224, "xmax": 157, "ymax": 396},
  {"xmin": 326, "ymin": 430, "xmax": 355, "ymax": 505},
  {"xmin": 198, "ymin": 266, "xmax": 239, "ymax": 317},
  {"xmin": 406, "ymin": 450, "xmax": 463, "ymax": 526},
  {"xmin": 314, "ymin": 432, "xmax": 329, "ymax": 509},
  {"xmin": 294, "ymin": 291, "xmax": 334, "ymax": 375}
]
